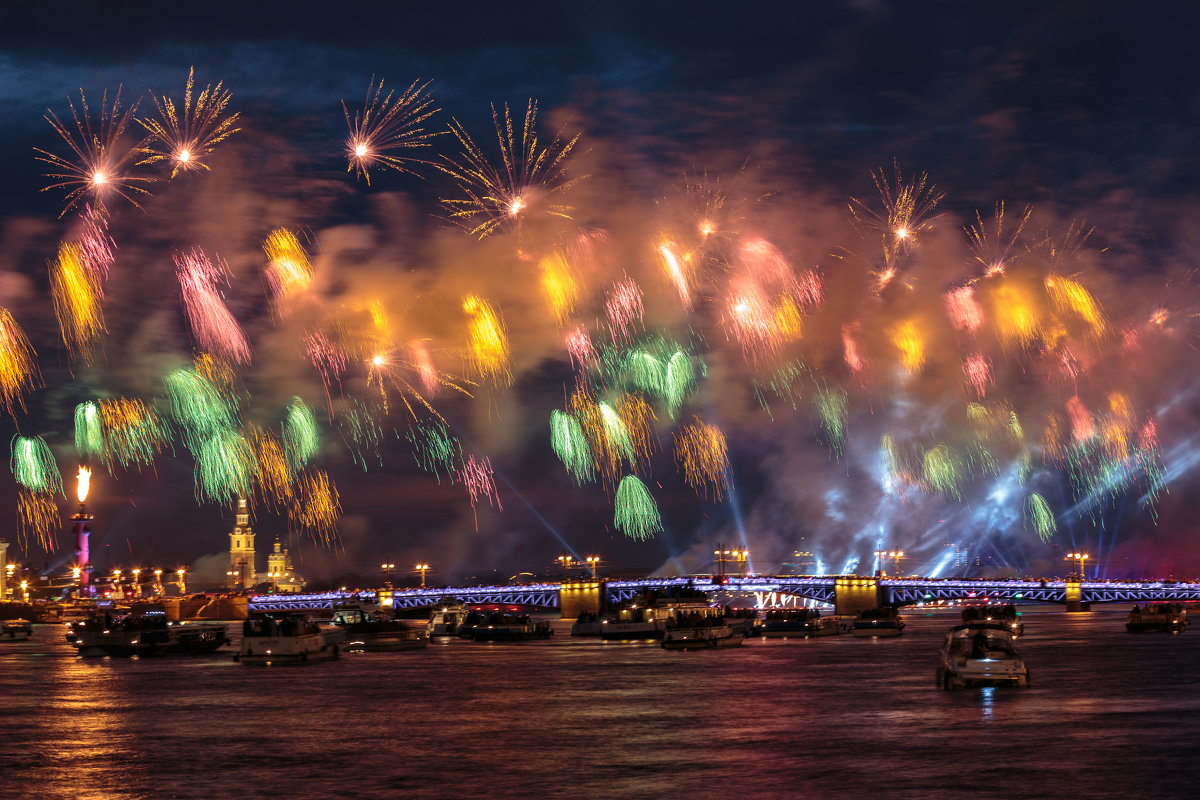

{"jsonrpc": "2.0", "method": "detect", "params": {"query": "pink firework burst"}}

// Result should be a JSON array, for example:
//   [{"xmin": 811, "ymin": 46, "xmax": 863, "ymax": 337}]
[
  {"xmin": 461, "ymin": 454, "xmax": 503, "ymax": 529},
  {"xmin": 604, "ymin": 277, "xmax": 644, "ymax": 344},
  {"xmin": 174, "ymin": 248, "xmax": 251, "ymax": 365}
]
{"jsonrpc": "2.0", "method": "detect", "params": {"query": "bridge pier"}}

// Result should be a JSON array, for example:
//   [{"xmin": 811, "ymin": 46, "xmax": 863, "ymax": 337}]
[
  {"xmin": 1065, "ymin": 581, "xmax": 1084, "ymax": 612},
  {"xmin": 559, "ymin": 580, "xmax": 604, "ymax": 618},
  {"xmin": 833, "ymin": 576, "xmax": 881, "ymax": 616}
]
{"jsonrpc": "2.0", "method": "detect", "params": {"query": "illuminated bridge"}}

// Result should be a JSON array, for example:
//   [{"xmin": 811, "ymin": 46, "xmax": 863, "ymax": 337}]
[{"xmin": 248, "ymin": 575, "xmax": 1200, "ymax": 615}]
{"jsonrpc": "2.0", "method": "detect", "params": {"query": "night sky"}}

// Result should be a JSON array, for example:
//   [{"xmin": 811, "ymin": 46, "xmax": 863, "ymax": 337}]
[{"xmin": 2, "ymin": 2, "xmax": 1200, "ymax": 588}]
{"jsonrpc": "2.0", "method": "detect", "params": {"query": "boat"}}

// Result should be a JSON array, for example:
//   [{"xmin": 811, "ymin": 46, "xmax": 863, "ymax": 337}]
[
  {"xmin": 426, "ymin": 603, "xmax": 469, "ymax": 637},
  {"xmin": 661, "ymin": 621, "xmax": 744, "ymax": 650},
  {"xmin": 461, "ymin": 610, "xmax": 554, "ymax": 642},
  {"xmin": 569, "ymin": 611, "xmax": 603, "ymax": 636},
  {"xmin": 961, "ymin": 603, "xmax": 1024, "ymax": 636},
  {"xmin": 235, "ymin": 613, "xmax": 346, "ymax": 664},
  {"xmin": 1126, "ymin": 603, "xmax": 1188, "ymax": 633},
  {"xmin": 937, "ymin": 623, "xmax": 1030, "ymax": 689},
  {"xmin": 599, "ymin": 595, "xmax": 716, "ymax": 641},
  {"xmin": 723, "ymin": 607, "xmax": 762, "ymax": 637},
  {"xmin": 760, "ymin": 608, "xmax": 843, "ymax": 638},
  {"xmin": 852, "ymin": 607, "xmax": 906, "ymax": 637},
  {"xmin": 331, "ymin": 604, "xmax": 428, "ymax": 652},
  {"xmin": 0, "ymin": 620, "xmax": 34, "ymax": 641},
  {"xmin": 73, "ymin": 611, "xmax": 229, "ymax": 657}
]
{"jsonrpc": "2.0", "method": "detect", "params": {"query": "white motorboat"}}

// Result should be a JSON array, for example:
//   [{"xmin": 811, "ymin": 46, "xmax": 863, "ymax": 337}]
[
  {"xmin": 937, "ymin": 623, "xmax": 1030, "ymax": 689},
  {"xmin": 0, "ymin": 620, "xmax": 33, "ymax": 641},
  {"xmin": 236, "ymin": 614, "xmax": 346, "ymax": 664}
]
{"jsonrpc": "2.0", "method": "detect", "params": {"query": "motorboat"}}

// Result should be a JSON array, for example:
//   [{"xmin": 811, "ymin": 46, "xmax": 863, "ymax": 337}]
[
  {"xmin": 662, "ymin": 622, "xmax": 744, "ymax": 650},
  {"xmin": 331, "ymin": 604, "xmax": 428, "ymax": 652},
  {"xmin": 1127, "ymin": 603, "xmax": 1188, "ymax": 633},
  {"xmin": 426, "ymin": 604, "xmax": 469, "ymax": 637},
  {"xmin": 599, "ymin": 599, "xmax": 719, "ymax": 641},
  {"xmin": 0, "ymin": 620, "xmax": 34, "ymax": 641},
  {"xmin": 760, "ymin": 608, "xmax": 843, "ymax": 638},
  {"xmin": 236, "ymin": 613, "xmax": 346, "ymax": 664},
  {"xmin": 961, "ymin": 603, "xmax": 1024, "ymax": 636},
  {"xmin": 73, "ymin": 611, "xmax": 229, "ymax": 657},
  {"xmin": 569, "ymin": 611, "xmax": 603, "ymax": 636},
  {"xmin": 937, "ymin": 623, "xmax": 1030, "ymax": 689},
  {"xmin": 852, "ymin": 607, "xmax": 906, "ymax": 637}
]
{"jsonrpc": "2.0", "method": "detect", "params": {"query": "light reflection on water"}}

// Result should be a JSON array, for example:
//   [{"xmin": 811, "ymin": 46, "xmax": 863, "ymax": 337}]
[{"xmin": 0, "ymin": 608, "xmax": 1198, "ymax": 799}]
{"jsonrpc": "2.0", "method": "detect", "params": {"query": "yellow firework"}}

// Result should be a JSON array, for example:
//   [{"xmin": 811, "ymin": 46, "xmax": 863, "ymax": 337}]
[
  {"xmin": 0, "ymin": 309, "xmax": 41, "ymax": 415},
  {"xmin": 539, "ymin": 250, "xmax": 579, "ymax": 325},
  {"xmin": 289, "ymin": 469, "xmax": 341, "ymax": 545},
  {"xmin": 49, "ymin": 242, "xmax": 104, "ymax": 362},
  {"xmin": 98, "ymin": 397, "xmax": 167, "ymax": 470},
  {"xmin": 438, "ymin": 99, "xmax": 586, "ymax": 238},
  {"xmin": 249, "ymin": 426, "xmax": 294, "ymax": 512},
  {"xmin": 849, "ymin": 161, "xmax": 943, "ymax": 275},
  {"xmin": 1045, "ymin": 274, "xmax": 1108, "ymax": 340},
  {"xmin": 17, "ymin": 489, "xmax": 60, "ymax": 552},
  {"xmin": 463, "ymin": 294, "xmax": 511, "ymax": 387},
  {"xmin": 139, "ymin": 67, "xmax": 241, "ymax": 177},
  {"xmin": 966, "ymin": 201, "xmax": 1031, "ymax": 278},
  {"xmin": 889, "ymin": 319, "xmax": 926, "ymax": 374},
  {"xmin": 263, "ymin": 228, "xmax": 314, "ymax": 302},
  {"xmin": 616, "ymin": 393, "xmax": 658, "ymax": 474},
  {"xmin": 367, "ymin": 344, "xmax": 474, "ymax": 421}
]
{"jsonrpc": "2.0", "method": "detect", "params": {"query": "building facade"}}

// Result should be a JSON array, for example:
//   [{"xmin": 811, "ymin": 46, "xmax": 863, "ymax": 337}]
[{"xmin": 227, "ymin": 498, "xmax": 257, "ymax": 591}]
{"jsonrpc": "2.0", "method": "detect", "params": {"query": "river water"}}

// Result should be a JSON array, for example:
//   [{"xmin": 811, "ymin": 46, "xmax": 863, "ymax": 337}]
[{"xmin": 1, "ymin": 605, "xmax": 1196, "ymax": 799}]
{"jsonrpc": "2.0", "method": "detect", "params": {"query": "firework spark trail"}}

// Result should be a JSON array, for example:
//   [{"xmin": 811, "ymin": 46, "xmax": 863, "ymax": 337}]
[
  {"xmin": 461, "ymin": 454, "xmax": 502, "ymax": 529},
  {"xmin": 17, "ymin": 489, "xmax": 60, "ymax": 552},
  {"xmin": 249, "ymin": 426, "xmax": 293, "ymax": 512},
  {"xmin": 162, "ymin": 364, "xmax": 240, "ymax": 452},
  {"xmin": 438, "ymin": 99, "xmax": 585, "ymax": 238},
  {"xmin": 945, "ymin": 286, "xmax": 984, "ymax": 334},
  {"xmin": 343, "ymin": 77, "xmax": 438, "ymax": 185},
  {"xmin": 263, "ymin": 228, "xmax": 313, "ymax": 308},
  {"xmin": 616, "ymin": 393, "xmax": 658, "ymax": 475},
  {"xmin": 175, "ymin": 248, "xmax": 251, "ymax": 365},
  {"xmin": 10, "ymin": 435, "xmax": 64, "ymax": 495},
  {"xmin": 673, "ymin": 416, "xmax": 730, "ymax": 500},
  {"xmin": 302, "ymin": 330, "xmax": 347, "ymax": 419},
  {"xmin": 1026, "ymin": 492, "xmax": 1057, "ymax": 542},
  {"xmin": 462, "ymin": 294, "xmax": 511, "ymax": 388},
  {"xmin": 98, "ymin": 398, "xmax": 166, "ymax": 471},
  {"xmin": 565, "ymin": 326, "xmax": 597, "ymax": 383},
  {"xmin": 367, "ymin": 344, "xmax": 474, "ymax": 421},
  {"xmin": 406, "ymin": 420, "xmax": 461, "ymax": 483},
  {"xmin": 539, "ymin": 250, "xmax": 578, "ymax": 326},
  {"xmin": 74, "ymin": 401, "xmax": 103, "ymax": 458},
  {"xmin": 139, "ymin": 67, "xmax": 241, "ymax": 177},
  {"xmin": 0, "ymin": 310, "xmax": 41, "ymax": 416},
  {"xmin": 604, "ymin": 277, "xmax": 645, "ymax": 345},
  {"xmin": 76, "ymin": 205, "xmax": 115, "ymax": 282},
  {"xmin": 193, "ymin": 427, "xmax": 257, "ymax": 504},
  {"xmin": 289, "ymin": 469, "xmax": 341, "ymax": 544},
  {"xmin": 848, "ymin": 161, "xmax": 943, "ymax": 283},
  {"xmin": 282, "ymin": 397, "xmax": 319, "ymax": 472},
  {"xmin": 34, "ymin": 86, "xmax": 151, "ymax": 216},
  {"xmin": 614, "ymin": 475, "xmax": 662, "ymax": 540},
  {"xmin": 338, "ymin": 399, "xmax": 385, "ymax": 472},
  {"xmin": 49, "ymin": 242, "xmax": 105, "ymax": 362},
  {"xmin": 550, "ymin": 409, "xmax": 594, "ymax": 485}
]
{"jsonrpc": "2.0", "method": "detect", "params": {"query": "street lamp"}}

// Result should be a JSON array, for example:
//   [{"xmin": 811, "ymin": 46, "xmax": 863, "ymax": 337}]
[
  {"xmin": 176, "ymin": 568, "xmax": 187, "ymax": 595},
  {"xmin": 381, "ymin": 562, "xmax": 395, "ymax": 588},
  {"xmin": 132, "ymin": 568, "xmax": 141, "ymax": 598},
  {"xmin": 874, "ymin": 550, "xmax": 905, "ymax": 577},
  {"xmin": 268, "ymin": 571, "xmax": 281, "ymax": 594},
  {"xmin": 416, "ymin": 563, "xmax": 430, "ymax": 589},
  {"xmin": 20, "ymin": 579, "xmax": 28, "ymax": 602},
  {"xmin": 1066, "ymin": 552, "xmax": 1090, "ymax": 581},
  {"xmin": 4, "ymin": 563, "xmax": 13, "ymax": 600},
  {"xmin": 153, "ymin": 568, "xmax": 163, "ymax": 596},
  {"xmin": 585, "ymin": 556, "xmax": 600, "ymax": 579}
]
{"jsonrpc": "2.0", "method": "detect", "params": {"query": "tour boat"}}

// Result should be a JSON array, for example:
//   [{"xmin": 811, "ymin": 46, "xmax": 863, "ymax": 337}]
[
  {"xmin": 760, "ymin": 608, "xmax": 843, "ymax": 638},
  {"xmin": 73, "ymin": 611, "xmax": 229, "ymax": 657},
  {"xmin": 937, "ymin": 623, "xmax": 1030, "ymax": 689},
  {"xmin": 661, "ymin": 623, "xmax": 744, "ymax": 650},
  {"xmin": 331, "ymin": 604, "xmax": 428, "ymax": 652},
  {"xmin": 1126, "ymin": 603, "xmax": 1188, "ymax": 633},
  {"xmin": 599, "ymin": 599, "xmax": 717, "ymax": 641},
  {"xmin": 851, "ymin": 607, "xmax": 906, "ymax": 637},
  {"xmin": 462, "ymin": 611, "xmax": 554, "ymax": 642},
  {"xmin": 236, "ymin": 613, "xmax": 346, "ymax": 664},
  {"xmin": 0, "ymin": 619, "xmax": 34, "ymax": 641}
]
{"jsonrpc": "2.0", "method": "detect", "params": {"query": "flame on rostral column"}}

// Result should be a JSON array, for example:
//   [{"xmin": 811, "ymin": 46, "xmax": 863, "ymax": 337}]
[{"xmin": 77, "ymin": 466, "xmax": 91, "ymax": 504}]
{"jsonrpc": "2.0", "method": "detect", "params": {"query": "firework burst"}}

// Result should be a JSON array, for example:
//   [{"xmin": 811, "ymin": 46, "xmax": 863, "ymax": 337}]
[
  {"xmin": 139, "ymin": 67, "xmax": 241, "ymax": 177},
  {"xmin": 34, "ymin": 86, "xmax": 151, "ymax": 216},
  {"xmin": 175, "ymin": 248, "xmax": 251, "ymax": 365},
  {"xmin": 343, "ymin": 77, "xmax": 438, "ymax": 185},
  {"xmin": 0, "ymin": 310, "xmax": 41, "ymax": 416},
  {"xmin": 438, "ymin": 99, "xmax": 586, "ymax": 238}
]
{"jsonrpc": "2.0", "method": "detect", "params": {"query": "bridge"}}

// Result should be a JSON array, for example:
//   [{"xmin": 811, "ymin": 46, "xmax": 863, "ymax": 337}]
[{"xmin": 247, "ymin": 575, "xmax": 1200, "ymax": 616}]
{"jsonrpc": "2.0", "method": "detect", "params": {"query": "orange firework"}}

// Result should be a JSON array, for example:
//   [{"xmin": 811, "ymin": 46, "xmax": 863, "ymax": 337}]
[
  {"xmin": 539, "ymin": 250, "xmax": 579, "ymax": 325},
  {"xmin": 0, "ymin": 309, "xmax": 41, "ymax": 416},
  {"xmin": 889, "ymin": 319, "xmax": 926, "ymax": 374},
  {"xmin": 34, "ymin": 86, "xmax": 151, "ymax": 217},
  {"xmin": 17, "ymin": 489, "xmax": 60, "ymax": 552},
  {"xmin": 289, "ymin": 469, "xmax": 341, "ymax": 545},
  {"xmin": 616, "ymin": 393, "xmax": 658, "ymax": 474},
  {"xmin": 139, "ymin": 67, "xmax": 241, "ymax": 177},
  {"xmin": 367, "ymin": 343, "xmax": 474, "ymax": 421},
  {"xmin": 1045, "ymin": 274, "xmax": 1108, "ymax": 340},
  {"xmin": 249, "ymin": 426, "xmax": 294, "ymax": 512},
  {"xmin": 343, "ymin": 77, "xmax": 438, "ymax": 185},
  {"xmin": 98, "ymin": 397, "xmax": 167, "ymax": 470},
  {"xmin": 49, "ymin": 242, "xmax": 105, "ymax": 362},
  {"xmin": 966, "ymin": 201, "xmax": 1031, "ymax": 278},
  {"xmin": 673, "ymin": 415, "xmax": 730, "ymax": 500},
  {"xmin": 849, "ymin": 161, "xmax": 943, "ymax": 282}
]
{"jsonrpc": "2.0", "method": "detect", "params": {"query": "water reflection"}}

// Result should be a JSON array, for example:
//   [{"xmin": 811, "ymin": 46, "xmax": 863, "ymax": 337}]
[{"xmin": 979, "ymin": 686, "xmax": 995, "ymax": 721}]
